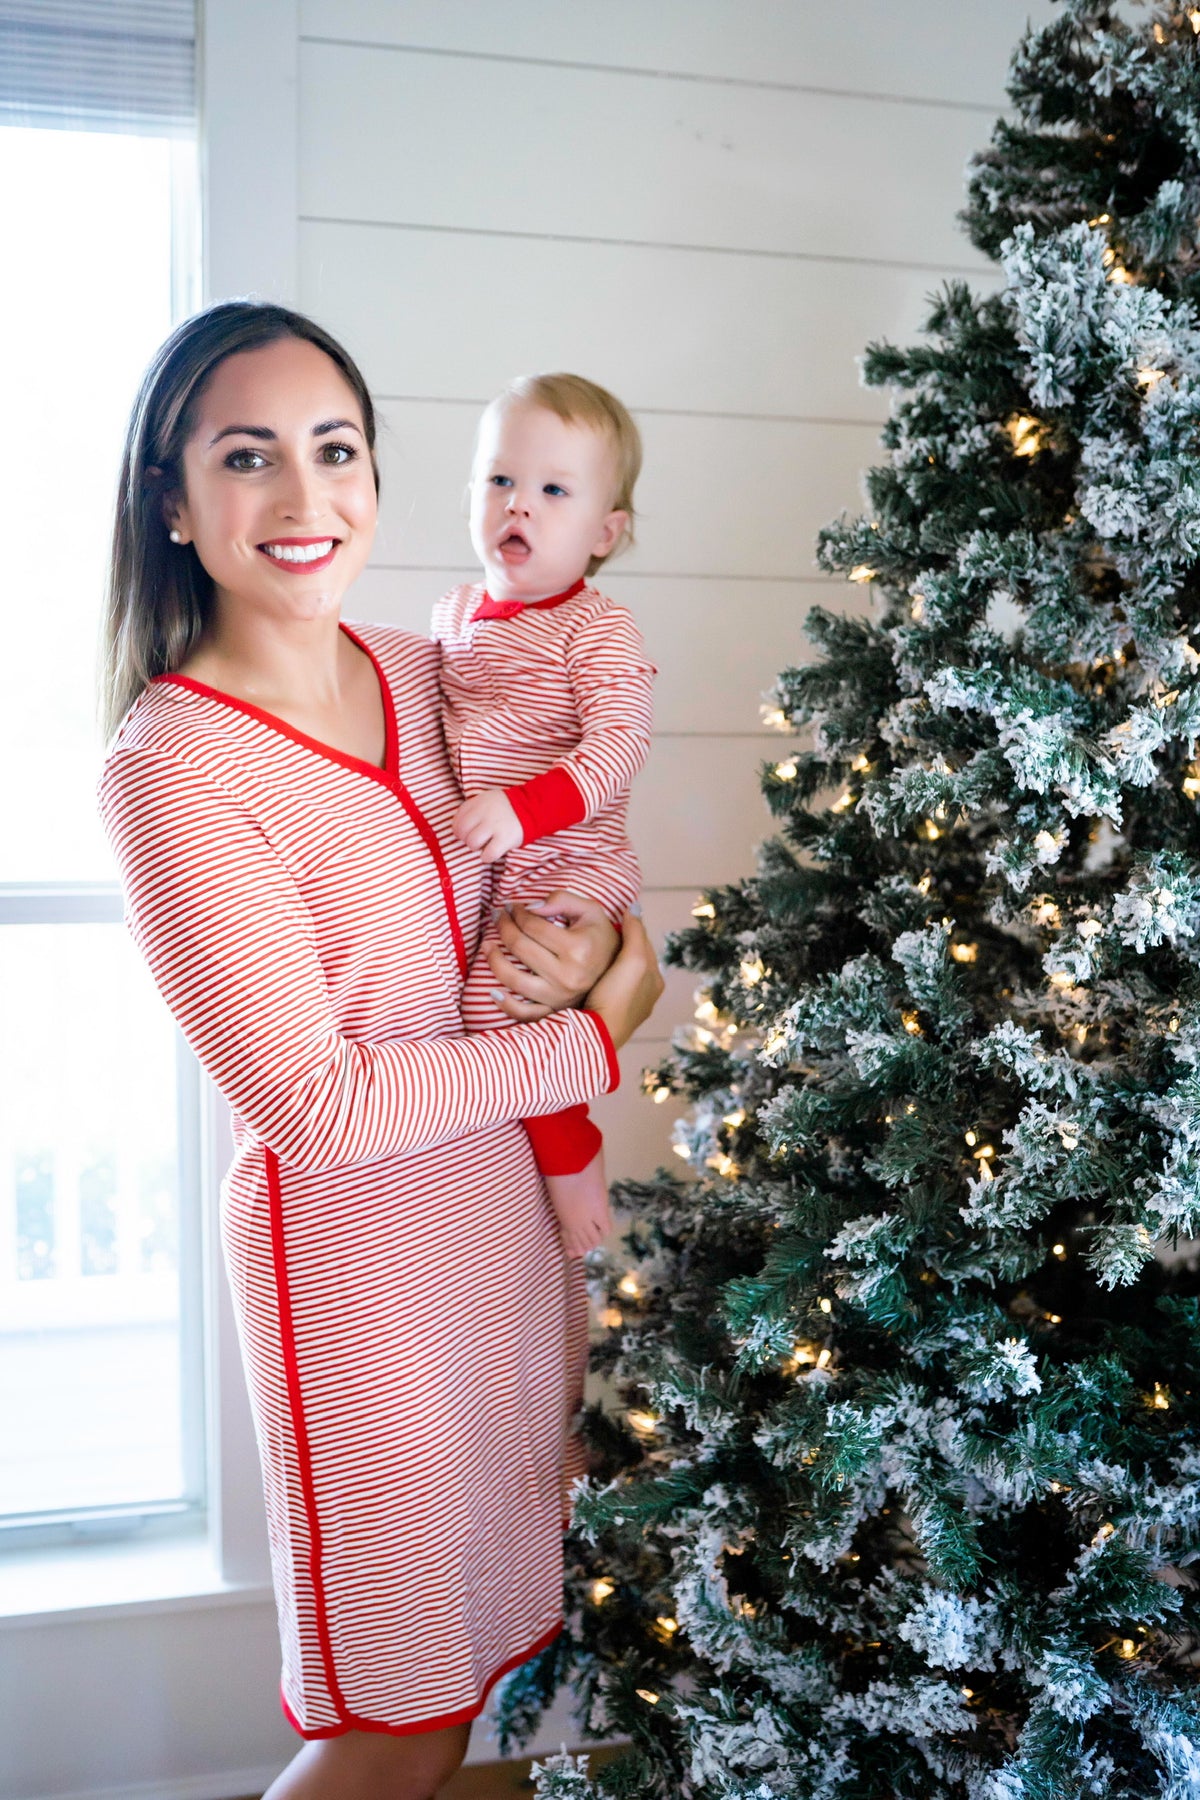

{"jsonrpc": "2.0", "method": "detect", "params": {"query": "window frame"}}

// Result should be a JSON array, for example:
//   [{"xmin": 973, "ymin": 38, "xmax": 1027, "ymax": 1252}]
[
  {"xmin": 0, "ymin": 884, "xmax": 208, "ymax": 1551},
  {"xmin": 0, "ymin": 116, "xmax": 204, "ymax": 1555}
]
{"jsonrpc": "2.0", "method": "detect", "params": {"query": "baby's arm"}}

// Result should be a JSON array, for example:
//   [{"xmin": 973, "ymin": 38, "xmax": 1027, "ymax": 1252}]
[{"xmin": 453, "ymin": 606, "xmax": 655, "ymax": 859}]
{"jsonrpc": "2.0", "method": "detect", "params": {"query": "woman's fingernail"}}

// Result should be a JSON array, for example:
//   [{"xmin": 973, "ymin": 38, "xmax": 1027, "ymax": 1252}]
[
  {"xmin": 628, "ymin": 901, "xmax": 643, "ymax": 918},
  {"xmin": 526, "ymin": 899, "xmax": 546, "ymax": 910},
  {"xmin": 490, "ymin": 987, "xmax": 507, "ymax": 1003}
]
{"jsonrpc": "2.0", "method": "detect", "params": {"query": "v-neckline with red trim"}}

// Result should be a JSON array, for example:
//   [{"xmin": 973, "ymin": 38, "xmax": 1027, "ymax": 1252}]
[{"xmin": 153, "ymin": 623, "xmax": 398, "ymax": 786}]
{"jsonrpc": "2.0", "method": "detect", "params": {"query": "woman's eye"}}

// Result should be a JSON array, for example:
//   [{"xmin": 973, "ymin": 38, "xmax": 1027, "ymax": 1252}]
[
  {"xmin": 320, "ymin": 441, "xmax": 357, "ymax": 465},
  {"xmin": 225, "ymin": 448, "xmax": 267, "ymax": 472},
  {"xmin": 543, "ymin": 483, "xmax": 567, "ymax": 498}
]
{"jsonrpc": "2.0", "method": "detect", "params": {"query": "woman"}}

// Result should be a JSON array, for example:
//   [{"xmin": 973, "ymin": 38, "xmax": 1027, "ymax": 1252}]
[{"xmin": 98, "ymin": 302, "xmax": 662, "ymax": 1800}]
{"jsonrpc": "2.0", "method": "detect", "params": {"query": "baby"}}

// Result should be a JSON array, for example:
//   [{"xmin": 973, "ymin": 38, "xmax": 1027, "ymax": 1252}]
[{"xmin": 432, "ymin": 373, "xmax": 655, "ymax": 1258}]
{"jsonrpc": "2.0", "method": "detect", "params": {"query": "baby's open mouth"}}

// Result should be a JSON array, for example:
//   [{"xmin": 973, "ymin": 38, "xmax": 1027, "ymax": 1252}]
[{"xmin": 499, "ymin": 532, "xmax": 531, "ymax": 559}]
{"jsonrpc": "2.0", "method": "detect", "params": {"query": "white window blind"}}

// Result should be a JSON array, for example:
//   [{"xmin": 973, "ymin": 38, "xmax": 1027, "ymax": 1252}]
[{"xmin": 0, "ymin": 1, "xmax": 194, "ymax": 136}]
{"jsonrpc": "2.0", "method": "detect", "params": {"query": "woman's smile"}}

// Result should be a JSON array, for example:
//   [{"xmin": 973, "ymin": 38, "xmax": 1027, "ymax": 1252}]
[{"xmin": 258, "ymin": 535, "xmax": 340, "ymax": 571}]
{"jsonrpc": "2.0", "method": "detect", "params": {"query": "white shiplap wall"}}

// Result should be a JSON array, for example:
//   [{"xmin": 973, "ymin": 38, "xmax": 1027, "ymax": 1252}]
[
  {"xmin": 288, "ymin": 0, "xmax": 1051, "ymax": 1180},
  {"xmin": 0, "ymin": 6, "xmax": 1056, "ymax": 1797}
]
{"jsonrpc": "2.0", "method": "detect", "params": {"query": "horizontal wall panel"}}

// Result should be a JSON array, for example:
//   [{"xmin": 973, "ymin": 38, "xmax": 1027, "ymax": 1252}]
[
  {"xmin": 299, "ymin": 42, "xmax": 994, "ymax": 270},
  {"xmin": 300, "ymin": 220, "xmax": 1000, "ymax": 423},
  {"xmin": 603, "ymin": 573, "xmax": 856, "ymax": 736},
  {"xmin": 631, "ymin": 735, "xmax": 769, "ymax": 890},
  {"xmin": 351, "ymin": 567, "xmax": 847, "ymax": 737},
  {"xmin": 298, "ymin": 1, "xmax": 1055, "ymax": 109},
  {"xmin": 595, "ymin": 1040, "xmax": 687, "ymax": 1185},
  {"xmin": 374, "ymin": 401, "xmax": 882, "ymax": 580}
]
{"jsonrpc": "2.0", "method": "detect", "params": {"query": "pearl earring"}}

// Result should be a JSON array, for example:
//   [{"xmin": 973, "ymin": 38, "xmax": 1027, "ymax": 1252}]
[{"xmin": 169, "ymin": 529, "xmax": 183, "ymax": 544}]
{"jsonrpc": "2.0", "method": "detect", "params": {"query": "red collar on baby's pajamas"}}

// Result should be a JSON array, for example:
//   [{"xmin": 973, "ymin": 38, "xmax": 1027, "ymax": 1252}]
[{"xmin": 470, "ymin": 577, "xmax": 586, "ymax": 623}]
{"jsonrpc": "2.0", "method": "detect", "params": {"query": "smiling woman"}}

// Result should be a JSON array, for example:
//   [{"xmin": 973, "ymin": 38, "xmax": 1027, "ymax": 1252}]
[
  {"xmin": 95, "ymin": 302, "xmax": 661, "ymax": 1800},
  {"xmin": 101, "ymin": 313, "xmax": 381, "ymax": 742},
  {"xmin": 157, "ymin": 337, "xmax": 386, "ymax": 769}
]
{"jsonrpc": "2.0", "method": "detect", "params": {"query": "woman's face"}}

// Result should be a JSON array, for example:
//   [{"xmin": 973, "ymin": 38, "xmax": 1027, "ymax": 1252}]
[{"xmin": 168, "ymin": 336, "xmax": 378, "ymax": 627}]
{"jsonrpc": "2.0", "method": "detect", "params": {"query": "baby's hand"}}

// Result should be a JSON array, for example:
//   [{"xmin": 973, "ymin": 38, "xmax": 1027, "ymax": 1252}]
[{"xmin": 453, "ymin": 789, "xmax": 523, "ymax": 863}]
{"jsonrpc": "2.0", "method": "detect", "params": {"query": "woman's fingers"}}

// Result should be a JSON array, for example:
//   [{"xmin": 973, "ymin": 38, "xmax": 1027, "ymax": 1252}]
[
  {"xmin": 510, "ymin": 896, "xmax": 618, "ymax": 986},
  {"xmin": 499, "ymin": 903, "xmax": 571, "ymax": 956},
  {"xmin": 486, "ymin": 938, "xmax": 556, "ymax": 1009},
  {"xmin": 523, "ymin": 890, "xmax": 593, "ymax": 924},
  {"xmin": 487, "ymin": 904, "xmax": 662, "ymax": 1044},
  {"xmin": 487, "ymin": 983, "xmax": 552, "ymax": 1022},
  {"xmin": 498, "ymin": 894, "xmax": 620, "ymax": 998},
  {"xmin": 492, "ymin": 911, "xmax": 562, "ymax": 983}
]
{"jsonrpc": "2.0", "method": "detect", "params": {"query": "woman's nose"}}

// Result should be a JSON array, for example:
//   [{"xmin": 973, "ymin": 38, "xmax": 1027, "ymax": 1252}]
[{"xmin": 278, "ymin": 461, "xmax": 323, "ymax": 520}]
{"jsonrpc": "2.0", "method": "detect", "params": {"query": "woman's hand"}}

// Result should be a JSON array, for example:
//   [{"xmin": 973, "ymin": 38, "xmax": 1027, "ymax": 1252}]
[
  {"xmin": 488, "ymin": 891, "xmax": 620, "ymax": 1019},
  {"xmin": 581, "ymin": 911, "xmax": 664, "ymax": 1050}
]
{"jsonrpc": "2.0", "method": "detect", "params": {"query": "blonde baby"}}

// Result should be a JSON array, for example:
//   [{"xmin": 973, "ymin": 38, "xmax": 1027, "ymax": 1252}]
[{"xmin": 432, "ymin": 373, "xmax": 655, "ymax": 1258}]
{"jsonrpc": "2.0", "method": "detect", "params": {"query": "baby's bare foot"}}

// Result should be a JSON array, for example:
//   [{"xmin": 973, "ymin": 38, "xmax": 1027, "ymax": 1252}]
[{"xmin": 546, "ymin": 1151, "xmax": 612, "ymax": 1258}]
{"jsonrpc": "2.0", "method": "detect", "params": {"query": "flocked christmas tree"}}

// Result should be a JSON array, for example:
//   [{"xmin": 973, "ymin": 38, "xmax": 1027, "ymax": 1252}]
[{"xmin": 498, "ymin": 5, "xmax": 1200, "ymax": 1795}]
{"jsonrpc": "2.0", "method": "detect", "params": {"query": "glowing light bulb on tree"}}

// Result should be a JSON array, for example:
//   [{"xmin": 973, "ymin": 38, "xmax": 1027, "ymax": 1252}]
[{"xmin": 1006, "ymin": 414, "xmax": 1045, "ymax": 457}]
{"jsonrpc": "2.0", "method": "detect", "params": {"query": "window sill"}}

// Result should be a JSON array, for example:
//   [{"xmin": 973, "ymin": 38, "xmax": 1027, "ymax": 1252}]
[{"xmin": 0, "ymin": 1527, "xmax": 273, "ymax": 1628}]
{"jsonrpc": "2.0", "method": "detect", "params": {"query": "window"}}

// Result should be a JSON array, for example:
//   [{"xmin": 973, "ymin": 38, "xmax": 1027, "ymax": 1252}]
[{"xmin": 0, "ymin": 1, "xmax": 201, "ymax": 1543}]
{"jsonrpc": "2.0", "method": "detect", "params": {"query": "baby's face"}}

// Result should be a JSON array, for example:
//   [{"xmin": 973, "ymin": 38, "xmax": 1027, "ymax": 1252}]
[{"xmin": 469, "ymin": 400, "xmax": 628, "ymax": 602}]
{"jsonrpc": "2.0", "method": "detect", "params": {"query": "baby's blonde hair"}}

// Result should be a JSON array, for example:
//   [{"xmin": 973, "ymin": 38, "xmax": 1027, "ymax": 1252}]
[{"xmin": 481, "ymin": 372, "xmax": 642, "ymax": 574}]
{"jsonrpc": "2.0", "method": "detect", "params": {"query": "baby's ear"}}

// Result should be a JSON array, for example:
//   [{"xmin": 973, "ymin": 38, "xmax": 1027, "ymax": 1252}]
[{"xmin": 594, "ymin": 508, "xmax": 630, "ymax": 561}]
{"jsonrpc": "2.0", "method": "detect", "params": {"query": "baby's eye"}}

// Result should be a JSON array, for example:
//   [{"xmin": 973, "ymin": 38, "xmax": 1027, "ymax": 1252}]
[
  {"xmin": 225, "ymin": 447, "xmax": 268, "ymax": 472},
  {"xmin": 320, "ymin": 441, "xmax": 357, "ymax": 465},
  {"xmin": 543, "ymin": 483, "xmax": 567, "ymax": 497},
  {"xmin": 489, "ymin": 474, "xmax": 513, "ymax": 488}
]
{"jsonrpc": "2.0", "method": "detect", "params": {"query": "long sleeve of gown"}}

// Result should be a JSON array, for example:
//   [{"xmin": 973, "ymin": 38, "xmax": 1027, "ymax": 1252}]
[{"xmin": 99, "ymin": 744, "xmax": 618, "ymax": 1176}]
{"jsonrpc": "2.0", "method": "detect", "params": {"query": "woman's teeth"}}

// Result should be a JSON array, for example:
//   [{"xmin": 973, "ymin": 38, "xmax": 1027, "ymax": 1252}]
[{"xmin": 262, "ymin": 540, "xmax": 335, "ymax": 563}]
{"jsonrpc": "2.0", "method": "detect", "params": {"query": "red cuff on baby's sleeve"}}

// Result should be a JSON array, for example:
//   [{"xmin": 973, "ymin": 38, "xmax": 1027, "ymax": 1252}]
[
  {"xmin": 523, "ymin": 1105, "xmax": 603, "ymax": 1176},
  {"xmin": 580, "ymin": 1009, "xmax": 621, "ymax": 1094},
  {"xmin": 505, "ymin": 766, "xmax": 588, "ymax": 845}
]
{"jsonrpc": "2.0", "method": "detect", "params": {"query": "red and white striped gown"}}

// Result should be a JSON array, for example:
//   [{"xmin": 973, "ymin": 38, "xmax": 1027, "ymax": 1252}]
[{"xmin": 98, "ymin": 623, "xmax": 618, "ymax": 1739}]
